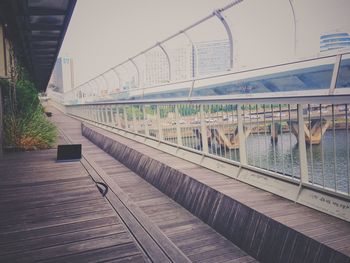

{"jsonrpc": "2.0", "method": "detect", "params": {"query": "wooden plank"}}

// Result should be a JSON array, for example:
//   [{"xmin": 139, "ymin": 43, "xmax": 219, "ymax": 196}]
[
  {"xmin": 0, "ymin": 233, "xmax": 134, "ymax": 262},
  {"xmin": 0, "ymin": 209, "xmax": 118, "ymax": 234},
  {"xmin": 0, "ymin": 216, "xmax": 120, "ymax": 244},
  {"xmin": 81, "ymin": 155, "xmax": 190, "ymax": 263},
  {"xmin": 0, "ymin": 224, "xmax": 125, "ymax": 255},
  {"xmin": 41, "ymin": 243, "xmax": 145, "ymax": 263}
]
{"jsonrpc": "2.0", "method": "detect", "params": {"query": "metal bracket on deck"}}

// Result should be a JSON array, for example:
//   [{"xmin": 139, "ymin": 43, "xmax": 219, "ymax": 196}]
[{"xmin": 96, "ymin": 182, "xmax": 109, "ymax": 197}]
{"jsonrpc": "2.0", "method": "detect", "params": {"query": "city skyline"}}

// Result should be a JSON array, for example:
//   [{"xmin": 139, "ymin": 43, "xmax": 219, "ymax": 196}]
[{"xmin": 58, "ymin": 0, "xmax": 350, "ymax": 88}]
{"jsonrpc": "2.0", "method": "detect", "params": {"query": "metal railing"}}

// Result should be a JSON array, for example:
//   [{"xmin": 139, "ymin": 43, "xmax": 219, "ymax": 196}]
[
  {"xmin": 61, "ymin": 50, "xmax": 350, "ymax": 105},
  {"xmin": 65, "ymin": 94, "xmax": 350, "ymax": 198},
  {"xmin": 46, "ymin": 0, "xmax": 350, "ymax": 219}
]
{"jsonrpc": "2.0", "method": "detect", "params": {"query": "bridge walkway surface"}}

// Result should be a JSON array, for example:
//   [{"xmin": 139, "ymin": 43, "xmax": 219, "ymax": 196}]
[
  {"xmin": 0, "ymin": 148, "xmax": 147, "ymax": 262},
  {"xmin": 0, "ymin": 105, "xmax": 258, "ymax": 262},
  {"xmin": 52, "ymin": 106, "xmax": 350, "ymax": 263}
]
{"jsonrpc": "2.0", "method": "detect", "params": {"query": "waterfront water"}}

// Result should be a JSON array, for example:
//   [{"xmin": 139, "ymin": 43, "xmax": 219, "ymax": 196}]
[
  {"xmin": 186, "ymin": 129, "xmax": 350, "ymax": 193},
  {"xmin": 245, "ymin": 130, "xmax": 350, "ymax": 193}
]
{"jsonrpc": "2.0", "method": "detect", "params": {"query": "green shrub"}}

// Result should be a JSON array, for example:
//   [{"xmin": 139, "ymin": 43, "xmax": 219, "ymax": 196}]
[{"xmin": 1, "ymin": 79, "xmax": 57, "ymax": 150}]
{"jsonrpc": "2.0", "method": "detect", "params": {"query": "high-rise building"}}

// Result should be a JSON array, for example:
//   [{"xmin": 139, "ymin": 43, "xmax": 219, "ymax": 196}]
[
  {"xmin": 320, "ymin": 32, "xmax": 350, "ymax": 52},
  {"xmin": 48, "ymin": 56, "xmax": 74, "ymax": 93},
  {"xmin": 194, "ymin": 40, "xmax": 230, "ymax": 76},
  {"xmin": 142, "ymin": 40, "xmax": 230, "ymax": 86}
]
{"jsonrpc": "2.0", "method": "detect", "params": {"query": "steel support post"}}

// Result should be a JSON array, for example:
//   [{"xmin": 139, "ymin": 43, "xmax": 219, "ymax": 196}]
[
  {"xmin": 131, "ymin": 106, "xmax": 137, "ymax": 132},
  {"xmin": 200, "ymin": 104, "xmax": 209, "ymax": 154},
  {"xmin": 157, "ymin": 43, "xmax": 172, "ymax": 82},
  {"xmin": 214, "ymin": 10, "xmax": 234, "ymax": 70},
  {"xmin": 98, "ymin": 106, "xmax": 102, "ymax": 123},
  {"xmin": 156, "ymin": 105, "xmax": 163, "ymax": 141},
  {"xmin": 237, "ymin": 106, "xmax": 247, "ymax": 165},
  {"xmin": 182, "ymin": 31, "xmax": 196, "ymax": 79},
  {"xmin": 297, "ymin": 104, "xmax": 309, "ymax": 184},
  {"xmin": 107, "ymin": 105, "xmax": 112, "ymax": 124},
  {"xmin": 143, "ymin": 105, "xmax": 149, "ymax": 136},
  {"xmin": 288, "ymin": 0, "xmax": 297, "ymax": 55},
  {"xmin": 188, "ymin": 79, "xmax": 195, "ymax": 98},
  {"xmin": 123, "ymin": 106, "xmax": 128, "ymax": 130},
  {"xmin": 88, "ymin": 105, "xmax": 92, "ymax": 120},
  {"xmin": 101, "ymin": 106, "xmax": 105, "ymax": 123},
  {"xmin": 329, "ymin": 54, "xmax": 342, "ymax": 95},
  {"xmin": 94, "ymin": 106, "xmax": 98, "ymax": 122},
  {"xmin": 175, "ymin": 105, "xmax": 182, "ymax": 146},
  {"xmin": 110, "ymin": 105, "xmax": 116, "ymax": 126},
  {"xmin": 116, "ymin": 106, "xmax": 120, "ymax": 127}
]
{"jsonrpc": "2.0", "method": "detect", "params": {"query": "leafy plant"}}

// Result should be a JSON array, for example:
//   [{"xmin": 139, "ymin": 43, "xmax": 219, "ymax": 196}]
[{"xmin": 1, "ymin": 78, "xmax": 57, "ymax": 150}]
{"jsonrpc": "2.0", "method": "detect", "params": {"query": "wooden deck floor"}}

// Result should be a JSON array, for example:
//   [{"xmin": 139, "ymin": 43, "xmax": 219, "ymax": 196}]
[
  {"xmin": 50, "ymin": 106, "xmax": 258, "ymax": 263},
  {"xmin": 0, "ymin": 149, "xmax": 146, "ymax": 262},
  {"xmin": 66, "ymin": 108, "xmax": 350, "ymax": 261},
  {"xmin": 0, "ymin": 106, "xmax": 257, "ymax": 263}
]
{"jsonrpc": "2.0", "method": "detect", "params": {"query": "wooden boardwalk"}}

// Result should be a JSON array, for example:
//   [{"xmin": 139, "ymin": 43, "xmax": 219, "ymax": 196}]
[
  {"xmin": 0, "ymin": 149, "xmax": 146, "ymax": 262},
  {"xmin": 77, "ymin": 111, "xmax": 350, "ymax": 261},
  {"xmin": 0, "ymin": 106, "xmax": 257, "ymax": 262}
]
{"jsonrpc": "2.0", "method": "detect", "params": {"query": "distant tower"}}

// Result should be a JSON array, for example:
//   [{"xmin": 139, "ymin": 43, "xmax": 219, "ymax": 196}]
[
  {"xmin": 320, "ymin": 31, "xmax": 350, "ymax": 52},
  {"xmin": 48, "ymin": 56, "xmax": 74, "ymax": 93}
]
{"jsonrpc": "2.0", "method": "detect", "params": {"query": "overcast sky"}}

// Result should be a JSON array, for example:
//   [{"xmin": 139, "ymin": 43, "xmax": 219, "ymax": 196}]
[{"xmin": 58, "ymin": 0, "xmax": 350, "ymax": 87}]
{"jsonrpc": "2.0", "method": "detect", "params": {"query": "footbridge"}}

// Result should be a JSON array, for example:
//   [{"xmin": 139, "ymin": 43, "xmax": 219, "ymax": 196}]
[{"xmin": 48, "ymin": 46, "xmax": 350, "ymax": 263}]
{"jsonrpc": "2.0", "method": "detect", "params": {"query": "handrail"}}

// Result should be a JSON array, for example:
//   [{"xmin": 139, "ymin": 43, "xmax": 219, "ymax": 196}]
[
  {"xmin": 63, "ymin": 50, "xmax": 350, "ymax": 103},
  {"xmin": 65, "ymin": 93, "xmax": 350, "ymax": 106}
]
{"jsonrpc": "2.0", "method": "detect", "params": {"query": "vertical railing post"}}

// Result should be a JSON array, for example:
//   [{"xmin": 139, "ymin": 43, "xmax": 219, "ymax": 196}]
[
  {"xmin": 111, "ymin": 105, "xmax": 116, "ymax": 126},
  {"xmin": 143, "ymin": 105, "xmax": 149, "ymax": 136},
  {"xmin": 132, "ymin": 106, "xmax": 137, "ymax": 132},
  {"xmin": 99, "ymin": 106, "xmax": 103, "ymax": 123},
  {"xmin": 94, "ymin": 105, "xmax": 98, "ymax": 122},
  {"xmin": 82, "ymin": 105, "xmax": 85, "ymax": 119},
  {"xmin": 108, "ymin": 105, "xmax": 112, "ymax": 125},
  {"xmin": 200, "ymin": 104, "xmax": 209, "ymax": 154},
  {"xmin": 157, "ymin": 105, "xmax": 163, "ymax": 141},
  {"xmin": 116, "ymin": 105, "xmax": 120, "ymax": 127},
  {"xmin": 123, "ymin": 106, "xmax": 128, "ymax": 130},
  {"xmin": 90, "ymin": 106, "xmax": 94, "ymax": 121},
  {"xmin": 297, "ymin": 104, "xmax": 309, "ymax": 183},
  {"xmin": 175, "ymin": 105, "xmax": 182, "ymax": 146},
  {"xmin": 237, "ymin": 105, "xmax": 247, "ymax": 165},
  {"xmin": 102, "ymin": 106, "xmax": 106, "ymax": 123},
  {"xmin": 97, "ymin": 106, "xmax": 101, "ymax": 123}
]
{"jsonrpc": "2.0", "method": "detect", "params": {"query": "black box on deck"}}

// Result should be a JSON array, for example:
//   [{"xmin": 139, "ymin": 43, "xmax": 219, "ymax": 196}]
[{"xmin": 57, "ymin": 144, "xmax": 82, "ymax": 161}]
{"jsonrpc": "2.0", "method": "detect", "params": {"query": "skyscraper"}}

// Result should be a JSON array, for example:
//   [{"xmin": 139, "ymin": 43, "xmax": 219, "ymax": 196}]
[
  {"xmin": 48, "ymin": 56, "xmax": 74, "ymax": 93},
  {"xmin": 320, "ymin": 32, "xmax": 350, "ymax": 52}
]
